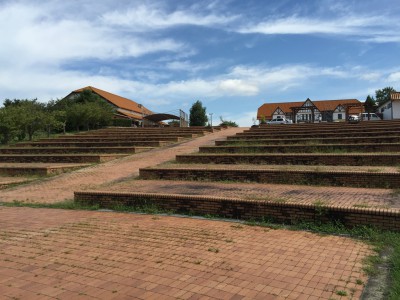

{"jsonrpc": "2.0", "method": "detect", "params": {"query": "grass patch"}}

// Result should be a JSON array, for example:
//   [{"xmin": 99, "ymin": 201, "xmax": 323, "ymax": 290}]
[
  {"xmin": 335, "ymin": 290, "xmax": 348, "ymax": 296},
  {"xmin": 0, "ymin": 199, "xmax": 100, "ymax": 210},
  {"xmin": 353, "ymin": 203, "xmax": 370, "ymax": 208},
  {"xmin": 391, "ymin": 189, "xmax": 400, "ymax": 197},
  {"xmin": 294, "ymin": 221, "xmax": 400, "ymax": 300},
  {"xmin": 208, "ymin": 247, "xmax": 219, "ymax": 253}
]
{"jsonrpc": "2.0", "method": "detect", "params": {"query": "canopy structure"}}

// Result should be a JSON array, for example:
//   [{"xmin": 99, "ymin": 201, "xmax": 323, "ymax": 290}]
[
  {"xmin": 143, "ymin": 113, "xmax": 180, "ymax": 123},
  {"xmin": 143, "ymin": 109, "xmax": 189, "ymax": 127}
]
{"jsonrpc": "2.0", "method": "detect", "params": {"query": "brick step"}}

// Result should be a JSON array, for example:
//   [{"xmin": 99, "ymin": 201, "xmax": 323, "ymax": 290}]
[
  {"xmin": 176, "ymin": 153, "xmax": 400, "ymax": 166},
  {"xmin": 199, "ymin": 143, "xmax": 400, "ymax": 153},
  {"xmin": 55, "ymin": 133, "xmax": 198, "ymax": 138},
  {"xmin": 0, "ymin": 176, "xmax": 34, "ymax": 189},
  {"xmin": 139, "ymin": 167, "xmax": 400, "ymax": 188},
  {"xmin": 15, "ymin": 141, "xmax": 169, "ymax": 148},
  {"xmin": 74, "ymin": 190, "xmax": 400, "ymax": 231},
  {"xmin": 236, "ymin": 127, "xmax": 400, "ymax": 136},
  {"xmin": 78, "ymin": 133, "xmax": 201, "ymax": 138},
  {"xmin": 100, "ymin": 126, "xmax": 220, "ymax": 132},
  {"xmin": 0, "ymin": 154, "xmax": 127, "ymax": 163},
  {"xmin": 253, "ymin": 121, "xmax": 400, "ymax": 132},
  {"xmin": 0, "ymin": 147, "xmax": 154, "ymax": 154},
  {"xmin": 258, "ymin": 120, "xmax": 400, "ymax": 129},
  {"xmin": 0, "ymin": 163, "xmax": 90, "ymax": 176},
  {"xmin": 91, "ymin": 130, "xmax": 208, "ymax": 135},
  {"xmin": 38, "ymin": 137, "xmax": 184, "ymax": 142},
  {"xmin": 216, "ymin": 136, "xmax": 400, "ymax": 145},
  {"xmin": 228, "ymin": 130, "xmax": 400, "ymax": 140}
]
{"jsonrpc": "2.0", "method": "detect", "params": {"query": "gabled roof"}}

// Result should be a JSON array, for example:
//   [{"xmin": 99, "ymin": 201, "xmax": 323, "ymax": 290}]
[
  {"xmin": 258, "ymin": 101, "xmax": 303, "ymax": 119},
  {"xmin": 69, "ymin": 86, "xmax": 153, "ymax": 115},
  {"xmin": 257, "ymin": 99, "xmax": 361, "ymax": 119},
  {"xmin": 313, "ymin": 99, "xmax": 360, "ymax": 111}
]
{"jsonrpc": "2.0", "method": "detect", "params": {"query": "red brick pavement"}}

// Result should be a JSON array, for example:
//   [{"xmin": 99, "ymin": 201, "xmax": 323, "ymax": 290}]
[{"xmin": 0, "ymin": 207, "xmax": 371, "ymax": 299}]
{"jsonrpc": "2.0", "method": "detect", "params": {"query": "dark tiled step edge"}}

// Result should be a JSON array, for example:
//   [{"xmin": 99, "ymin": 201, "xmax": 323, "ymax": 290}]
[
  {"xmin": 139, "ymin": 168, "xmax": 400, "ymax": 189},
  {"xmin": 199, "ymin": 143, "xmax": 400, "ymax": 153},
  {"xmin": 175, "ymin": 153, "xmax": 400, "ymax": 166}
]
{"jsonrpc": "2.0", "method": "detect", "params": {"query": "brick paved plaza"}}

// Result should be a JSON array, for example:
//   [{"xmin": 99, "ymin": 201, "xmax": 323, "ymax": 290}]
[
  {"xmin": 1, "ymin": 124, "xmax": 399, "ymax": 298},
  {"xmin": 0, "ymin": 207, "xmax": 371, "ymax": 299}
]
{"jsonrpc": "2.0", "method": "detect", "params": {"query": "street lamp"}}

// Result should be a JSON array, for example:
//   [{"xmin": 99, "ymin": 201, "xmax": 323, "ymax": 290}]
[{"xmin": 209, "ymin": 113, "xmax": 213, "ymax": 127}]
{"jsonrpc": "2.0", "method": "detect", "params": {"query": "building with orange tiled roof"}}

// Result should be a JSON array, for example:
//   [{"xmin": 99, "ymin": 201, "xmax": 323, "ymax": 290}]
[
  {"xmin": 378, "ymin": 92, "xmax": 400, "ymax": 120},
  {"xmin": 257, "ymin": 98, "xmax": 362, "ymax": 123},
  {"xmin": 64, "ymin": 86, "xmax": 154, "ymax": 126}
]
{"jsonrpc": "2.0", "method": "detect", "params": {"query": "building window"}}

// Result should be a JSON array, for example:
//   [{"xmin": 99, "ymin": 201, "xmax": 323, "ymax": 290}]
[{"xmin": 338, "ymin": 113, "xmax": 343, "ymax": 120}]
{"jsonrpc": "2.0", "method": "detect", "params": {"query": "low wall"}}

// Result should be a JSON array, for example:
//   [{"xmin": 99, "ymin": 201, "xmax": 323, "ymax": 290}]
[
  {"xmin": 199, "ymin": 144, "xmax": 400, "ymax": 153},
  {"xmin": 175, "ymin": 154, "xmax": 400, "ymax": 166},
  {"xmin": 74, "ymin": 191, "xmax": 400, "ymax": 231},
  {"xmin": 139, "ymin": 168, "xmax": 400, "ymax": 188}
]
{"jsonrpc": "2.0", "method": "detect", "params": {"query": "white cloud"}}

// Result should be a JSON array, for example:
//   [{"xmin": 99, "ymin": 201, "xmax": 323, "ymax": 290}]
[
  {"xmin": 218, "ymin": 79, "xmax": 259, "ymax": 96},
  {"xmin": 239, "ymin": 16, "xmax": 372, "ymax": 35},
  {"xmin": 237, "ymin": 14, "xmax": 400, "ymax": 43},
  {"xmin": 0, "ymin": 2, "xmax": 185, "ymax": 69},
  {"xmin": 388, "ymin": 72, "xmax": 400, "ymax": 83},
  {"xmin": 360, "ymin": 72, "xmax": 381, "ymax": 81},
  {"xmin": 101, "ymin": 4, "xmax": 237, "ymax": 30},
  {"xmin": 166, "ymin": 61, "xmax": 214, "ymax": 73}
]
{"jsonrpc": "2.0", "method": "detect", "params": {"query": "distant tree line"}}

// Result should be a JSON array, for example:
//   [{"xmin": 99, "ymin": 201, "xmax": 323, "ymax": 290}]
[
  {"xmin": 189, "ymin": 100, "xmax": 239, "ymax": 127},
  {"xmin": 0, "ymin": 90, "xmax": 114, "ymax": 144},
  {"xmin": 365, "ymin": 86, "xmax": 397, "ymax": 111}
]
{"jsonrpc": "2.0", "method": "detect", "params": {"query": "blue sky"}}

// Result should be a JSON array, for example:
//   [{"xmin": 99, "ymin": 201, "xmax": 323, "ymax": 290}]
[{"xmin": 1, "ymin": 0, "xmax": 399, "ymax": 126}]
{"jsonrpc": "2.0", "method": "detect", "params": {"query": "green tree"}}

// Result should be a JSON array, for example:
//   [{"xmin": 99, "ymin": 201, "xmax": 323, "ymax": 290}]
[
  {"xmin": 219, "ymin": 116, "xmax": 239, "ymax": 127},
  {"xmin": 59, "ymin": 90, "xmax": 114, "ymax": 131},
  {"xmin": 0, "ymin": 108, "xmax": 17, "ymax": 144},
  {"xmin": 364, "ymin": 95, "xmax": 376, "ymax": 120},
  {"xmin": 1, "ymin": 100, "xmax": 46, "ymax": 141},
  {"xmin": 375, "ymin": 87, "xmax": 396, "ymax": 107},
  {"xmin": 189, "ymin": 100, "xmax": 208, "ymax": 126}
]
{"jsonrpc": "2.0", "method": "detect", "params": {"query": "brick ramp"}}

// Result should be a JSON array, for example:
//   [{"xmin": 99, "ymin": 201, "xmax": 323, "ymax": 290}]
[{"xmin": 0, "ymin": 127, "xmax": 244, "ymax": 203}]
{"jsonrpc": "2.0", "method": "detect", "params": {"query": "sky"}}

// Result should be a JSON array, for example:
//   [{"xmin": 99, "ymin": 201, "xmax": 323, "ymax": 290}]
[{"xmin": 1, "ymin": 0, "xmax": 400, "ymax": 126}]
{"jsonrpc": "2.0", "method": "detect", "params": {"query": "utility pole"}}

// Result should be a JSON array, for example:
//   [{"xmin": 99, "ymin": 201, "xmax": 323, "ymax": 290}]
[{"xmin": 209, "ymin": 113, "xmax": 213, "ymax": 127}]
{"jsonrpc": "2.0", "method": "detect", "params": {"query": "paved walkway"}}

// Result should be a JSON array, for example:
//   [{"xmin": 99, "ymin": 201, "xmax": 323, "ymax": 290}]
[
  {"xmin": 0, "ymin": 207, "xmax": 371, "ymax": 300},
  {"xmin": 0, "ymin": 128, "xmax": 245, "ymax": 203}
]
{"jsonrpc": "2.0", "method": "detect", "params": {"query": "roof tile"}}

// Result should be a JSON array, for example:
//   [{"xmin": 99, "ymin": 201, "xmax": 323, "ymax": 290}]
[
  {"xmin": 257, "ymin": 99, "xmax": 361, "ymax": 119},
  {"xmin": 72, "ymin": 86, "xmax": 153, "ymax": 115}
]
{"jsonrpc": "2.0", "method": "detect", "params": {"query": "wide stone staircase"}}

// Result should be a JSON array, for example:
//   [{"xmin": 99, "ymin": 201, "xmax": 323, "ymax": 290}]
[
  {"xmin": 0, "ymin": 126, "xmax": 217, "ymax": 188},
  {"xmin": 75, "ymin": 120, "xmax": 400, "ymax": 231}
]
